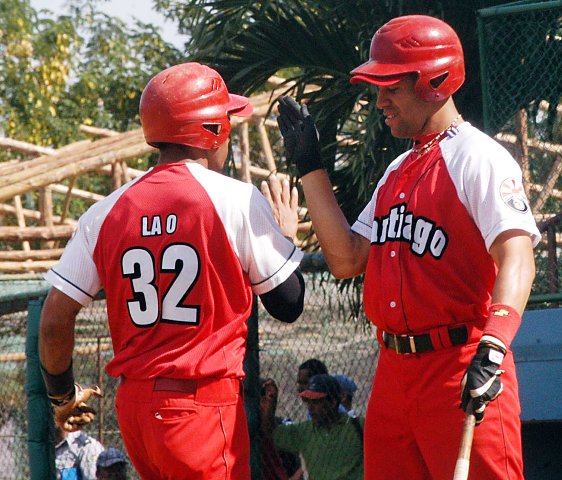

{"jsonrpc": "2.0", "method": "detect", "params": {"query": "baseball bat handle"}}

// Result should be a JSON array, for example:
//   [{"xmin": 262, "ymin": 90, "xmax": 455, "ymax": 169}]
[{"xmin": 453, "ymin": 411, "xmax": 476, "ymax": 480}]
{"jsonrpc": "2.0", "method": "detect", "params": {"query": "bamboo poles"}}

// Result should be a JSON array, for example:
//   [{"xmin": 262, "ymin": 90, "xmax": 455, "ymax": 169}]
[{"xmin": 1, "ymin": 77, "xmax": 556, "ymax": 274}]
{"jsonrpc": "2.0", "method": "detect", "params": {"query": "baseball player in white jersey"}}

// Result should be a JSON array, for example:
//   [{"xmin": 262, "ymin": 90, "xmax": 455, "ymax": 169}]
[
  {"xmin": 276, "ymin": 15, "xmax": 539, "ymax": 479},
  {"xmin": 39, "ymin": 62, "xmax": 305, "ymax": 479}
]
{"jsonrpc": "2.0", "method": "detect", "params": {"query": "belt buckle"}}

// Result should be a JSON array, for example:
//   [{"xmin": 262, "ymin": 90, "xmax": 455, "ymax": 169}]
[
  {"xmin": 408, "ymin": 335, "xmax": 416, "ymax": 354},
  {"xmin": 395, "ymin": 334, "xmax": 416, "ymax": 354}
]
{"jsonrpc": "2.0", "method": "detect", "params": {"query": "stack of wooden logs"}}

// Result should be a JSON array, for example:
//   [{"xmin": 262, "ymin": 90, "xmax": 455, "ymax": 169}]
[
  {"xmin": 0, "ymin": 84, "xmax": 560, "ymax": 274},
  {"xmin": 0, "ymin": 78, "xmax": 317, "ymax": 274}
]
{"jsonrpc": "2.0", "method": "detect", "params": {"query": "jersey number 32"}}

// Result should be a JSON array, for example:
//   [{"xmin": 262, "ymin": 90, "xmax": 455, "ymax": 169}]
[{"xmin": 121, "ymin": 243, "xmax": 201, "ymax": 327}]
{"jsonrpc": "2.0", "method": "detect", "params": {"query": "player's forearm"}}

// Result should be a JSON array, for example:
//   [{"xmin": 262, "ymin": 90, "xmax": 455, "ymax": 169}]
[
  {"xmin": 491, "ymin": 260, "xmax": 535, "ymax": 314},
  {"xmin": 39, "ymin": 288, "xmax": 80, "ymax": 374},
  {"xmin": 482, "ymin": 231, "xmax": 535, "ymax": 351},
  {"xmin": 260, "ymin": 406, "xmax": 276, "ymax": 434},
  {"xmin": 259, "ymin": 380, "xmax": 278, "ymax": 434},
  {"xmin": 301, "ymin": 170, "xmax": 368, "ymax": 278}
]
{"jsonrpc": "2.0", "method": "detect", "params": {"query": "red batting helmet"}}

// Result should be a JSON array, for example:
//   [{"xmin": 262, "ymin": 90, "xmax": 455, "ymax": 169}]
[
  {"xmin": 350, "ymin": 15, "xmax": 465, "ymax": 102},
  {"xmin": 140, "ymin": 62, "xmax": 253, "ymax": 150}
]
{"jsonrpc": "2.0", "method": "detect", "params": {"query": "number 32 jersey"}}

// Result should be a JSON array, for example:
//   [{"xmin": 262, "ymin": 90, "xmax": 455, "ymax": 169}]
[{"xmin": 45, "ymin": 162, "xmax": 303, "ymax": 380}]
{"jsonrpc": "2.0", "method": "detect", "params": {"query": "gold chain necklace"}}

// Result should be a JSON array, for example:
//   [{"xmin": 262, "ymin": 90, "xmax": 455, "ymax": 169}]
[{"xmin": 411, "ymin": 114, "xmax": 463, "ymax": 157}]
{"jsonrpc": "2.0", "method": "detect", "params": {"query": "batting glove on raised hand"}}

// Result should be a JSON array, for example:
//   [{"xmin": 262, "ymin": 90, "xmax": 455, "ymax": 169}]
[
  {"xmin": 460, "ymin": 342, "xmax": 505, "ymax": 424},
  {"xmin": 49, "ymin": 383, "xmax": 103, "ymax": 432},
  {"xmin": 277, "ymin": 96, "xmax": 323, "ymax": 177}
]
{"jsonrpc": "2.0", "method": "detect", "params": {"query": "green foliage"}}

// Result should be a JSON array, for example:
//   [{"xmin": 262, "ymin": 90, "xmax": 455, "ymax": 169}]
[
  {"xmin": 67, "ymin": 7, "xmax": 184, "ymax": 135},
  {"xmin": 0, "ymin": 0, "xmax": 185, "ymax": 223},
  {"xmin": 0, "ymin": 0, "xmax": 77, "ymax": 146},
  {"xmin": 0, "ymin": 0, "xmax": 184, "ymax": 152},
  {"xmin": 160, "ymin": 0, "xmax": 506, "ymax": 230}
]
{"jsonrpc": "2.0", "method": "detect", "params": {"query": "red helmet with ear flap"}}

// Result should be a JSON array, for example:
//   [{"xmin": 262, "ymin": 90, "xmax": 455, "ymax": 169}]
[
  {"xmin": 140, "ymin": 62, "xmax": 253, "ymax": 150},
  {"xmin": 350, "ymin": 15, "xmax": 465, "ymax": 102}
]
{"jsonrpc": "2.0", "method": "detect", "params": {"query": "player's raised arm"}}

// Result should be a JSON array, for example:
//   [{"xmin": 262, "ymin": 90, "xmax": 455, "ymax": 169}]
[
  {"xmin": 276, "ymin": 96, "xmax": 370, "ymax": 278},
  {"xmin": 259, "ymin": 175, "xmax": 305, "ymax": 322}
]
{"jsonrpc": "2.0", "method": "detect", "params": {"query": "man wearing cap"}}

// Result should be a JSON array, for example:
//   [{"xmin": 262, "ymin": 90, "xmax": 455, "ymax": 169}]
[
  {"xmin": 96, "ymin": 448, "xmax": 128, "ymax": 480},
  {"xmin": 261, "ymin": 374, "xmax": 364, "ymax": 480},
  {"xmin": 296, "ymin": 358, "xmax": 329, "ymax": 394}
]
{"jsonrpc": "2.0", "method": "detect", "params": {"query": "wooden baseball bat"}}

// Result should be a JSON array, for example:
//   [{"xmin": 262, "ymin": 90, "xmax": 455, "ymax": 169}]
[{"xmin": 453, "ymin": 408, "xmax": 476, "ymax": 480}]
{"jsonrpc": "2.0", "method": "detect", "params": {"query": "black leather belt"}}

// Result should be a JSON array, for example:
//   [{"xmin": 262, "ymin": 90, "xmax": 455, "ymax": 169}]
[{"xmin": 382, "ymin": 326, "xmax": 468, "ymax": 354}]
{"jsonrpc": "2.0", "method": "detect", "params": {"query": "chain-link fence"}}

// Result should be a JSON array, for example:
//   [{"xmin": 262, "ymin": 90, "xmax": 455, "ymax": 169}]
[
  {"xmin": 4, "ymin": 279, "xmax": 560, "ymax": 480},
  {"xmin": 478, "ymin": 0, "xmax": 562, "ymax": 298},
  {"xmin": 0, "ymin": 3, "xmax": 560, "ymax": 478},
  {"xmin": 0, "ymin": 271, "xmax": 376, "ymax": 480},
  {"xmin": 258, "ymin": 274, "xmax": 376, "ymax": 426},
  {"xmin": 3, "ymin": 273, "xmax": 559, "ymax": 479},
  {"xmin": 0, "ymin": 293, "xmax": 117, "ymax": 480},
  {"xmin": 257, "ymin": 272, "xmax": 375, "ymax": 480},
  {"xmin": 0, "ymin": 308, "xmax": 28, "ymax": 480}
]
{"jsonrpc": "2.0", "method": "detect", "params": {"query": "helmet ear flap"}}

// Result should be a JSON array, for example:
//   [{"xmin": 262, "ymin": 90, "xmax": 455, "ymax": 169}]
[
  {"xmin": 201, "ymin": 121, "xmax": 231, "ymax": 149},
  {"xmin": 429, "ymin": 72, "xmax": 449, "ymax": 89},
  {"xmin": 416, "ymin": 58, "xmax": 465, "ymax": 101},
  {"xmin": 202, "ymin": 123, "xmax": 222, "ymax": 136},
  {"xmin": 415, "ymin": 71, "xmax": 450, "ymax": 102}
]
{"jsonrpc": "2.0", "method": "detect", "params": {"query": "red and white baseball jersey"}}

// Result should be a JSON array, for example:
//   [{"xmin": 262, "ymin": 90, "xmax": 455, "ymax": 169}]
[
  {"xmin": 351, "ymin": 122, "xmax": 540, "ymax": 334},
  {"xmin": 45, "ymin": 162, "xmax": 303, "ymax": 380}
]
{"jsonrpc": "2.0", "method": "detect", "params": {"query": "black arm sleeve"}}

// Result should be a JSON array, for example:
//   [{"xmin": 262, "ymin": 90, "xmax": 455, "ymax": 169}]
[{"xmin": 259, "ymin": 269, "xmax": 305, "ymax": 323}]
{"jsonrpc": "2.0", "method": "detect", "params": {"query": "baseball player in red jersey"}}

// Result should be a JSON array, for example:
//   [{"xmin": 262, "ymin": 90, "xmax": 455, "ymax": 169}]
[
  {"xmin": 276, "ymin": 15, "xmax": 540, "ymax": 479},
  {"xmin": 39, "ymin": 62, "xmax": 305, "ymax": 480}
]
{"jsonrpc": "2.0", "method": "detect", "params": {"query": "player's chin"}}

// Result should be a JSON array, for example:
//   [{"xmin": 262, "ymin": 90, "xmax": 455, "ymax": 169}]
[
  {"xmin": 384, "ymin": 118, "xmax": 403, "ymax": 137},
  {"xmin": 388, "ymin": 124, "xmax": 410, "ymax": 139}
]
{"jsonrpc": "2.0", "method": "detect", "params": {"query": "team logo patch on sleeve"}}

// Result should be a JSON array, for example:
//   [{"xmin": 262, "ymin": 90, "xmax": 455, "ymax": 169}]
[{"xmin": 499, "ymin": 178, "xmax": 529, "ymax": 213}]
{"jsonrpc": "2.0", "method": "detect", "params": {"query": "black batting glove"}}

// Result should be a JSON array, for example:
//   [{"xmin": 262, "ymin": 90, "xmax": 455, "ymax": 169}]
[
  {"xmin": 460, "ymin": 342, "xmax": 505, "ymax": 424},
  {"xmin": 277, "ymin": 96, "xmax": 324, "ymax": 177}
]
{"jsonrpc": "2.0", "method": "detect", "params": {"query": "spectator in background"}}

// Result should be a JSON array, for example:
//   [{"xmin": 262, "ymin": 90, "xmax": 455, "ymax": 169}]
[
  {"xmin": 55, "ymin": 426, "xmax": 104, "ymax": 480},
  {"xmin": 334, "ymin": 374, "xmax": 358, "ymax": 418},
  {"xmin": 262, "ymin": 374, "xmax": 364, "ymax": 480},
  {"xmin": 298, "ymin": 360, "xmax": 349, "ymax": 417},
  {"xmin": 96, "ymin": 447, "xmax": 128, "ymax": 480},
  {"xmin": 297, "ymin": 359, "xmax": 328, "ymax": 393},
  {"xmin": 295, "ymin": 360, "xmax": 346, "ymax": 479},
  {"xmin": 259, "ymin": 377, "xmax": 302, "ymax": 480}
]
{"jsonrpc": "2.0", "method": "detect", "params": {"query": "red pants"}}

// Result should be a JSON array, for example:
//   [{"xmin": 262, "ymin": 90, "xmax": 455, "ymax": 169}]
[
  {"xmin": 116, "ymin": 377, "xmax": 251, "ymax": 480},
  {"xmin": 364, "ymin": 328, "xmax": 524, "ymax": 479}
]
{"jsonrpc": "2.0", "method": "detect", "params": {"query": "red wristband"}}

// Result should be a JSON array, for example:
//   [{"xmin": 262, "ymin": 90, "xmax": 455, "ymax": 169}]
[{"xmin": 483, "ymin": 303, "xmax": 522, "ymax": 349}]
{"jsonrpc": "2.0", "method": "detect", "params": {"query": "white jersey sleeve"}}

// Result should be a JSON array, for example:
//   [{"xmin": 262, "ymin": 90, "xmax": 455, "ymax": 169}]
[
  {"xmin": 441, "ymin": 124, "xmax": 541, "ymax": 249},
  {"xmin": 185, "ymin": 164, "xmax": 303, "ymax": 295},
  {"xmin": 45, "ymin": 177, "xmax": 145, "ymax": 306}
]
